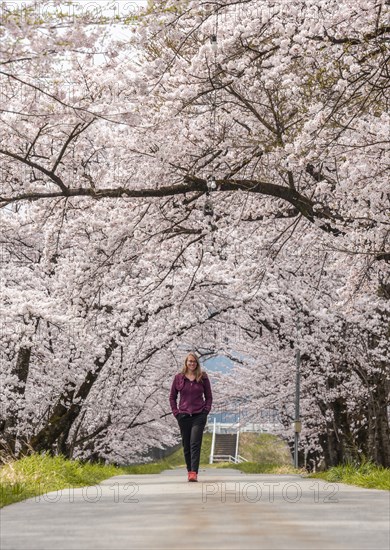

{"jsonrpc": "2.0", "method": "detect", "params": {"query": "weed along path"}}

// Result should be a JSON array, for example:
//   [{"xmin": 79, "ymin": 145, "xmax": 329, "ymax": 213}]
[{"xmin": 1, "ymin": 467, "xmax": 389, "ymax": 550}]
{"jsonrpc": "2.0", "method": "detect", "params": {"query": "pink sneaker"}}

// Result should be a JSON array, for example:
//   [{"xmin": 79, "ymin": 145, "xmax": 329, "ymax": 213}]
[{"xmin": 188, "ymin": 471, "xmax": 198, "ymax": 482}]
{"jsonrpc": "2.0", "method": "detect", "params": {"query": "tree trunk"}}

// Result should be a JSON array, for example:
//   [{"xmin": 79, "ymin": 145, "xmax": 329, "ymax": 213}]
[
  {"xmin": 366, "ymin": 371, "xmax": 390, "ymax": 467},
  {"xmin": 1, "ymin": 346, "xmax": 31, "ymax": 456},
  {"xmin": 26, "ymin": 339, "xmax": 118, "ymax": 455}
]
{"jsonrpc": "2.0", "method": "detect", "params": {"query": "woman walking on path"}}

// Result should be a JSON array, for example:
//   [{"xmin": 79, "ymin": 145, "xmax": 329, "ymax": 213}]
[{"xmin": 169, "ymin": 352, "xmax": 213, "ymax": 482}]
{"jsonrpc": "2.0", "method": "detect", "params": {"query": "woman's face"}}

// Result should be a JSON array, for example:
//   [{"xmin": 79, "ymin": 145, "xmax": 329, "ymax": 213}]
[{"xmin": 186, "ymin": 355, "xmax": 198, "ymax": 372}]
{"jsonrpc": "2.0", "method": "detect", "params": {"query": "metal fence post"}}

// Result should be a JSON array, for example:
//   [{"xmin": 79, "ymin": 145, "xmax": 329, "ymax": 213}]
[{"xmin": 209, "ymin": 417, "xmax": 216, "ymax": 464}]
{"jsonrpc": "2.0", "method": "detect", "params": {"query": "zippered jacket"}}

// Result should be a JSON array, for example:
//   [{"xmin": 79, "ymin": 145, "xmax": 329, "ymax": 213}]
[{"xmin": 169, "ymin": 372, "xmax": 213, "ymax": 417}]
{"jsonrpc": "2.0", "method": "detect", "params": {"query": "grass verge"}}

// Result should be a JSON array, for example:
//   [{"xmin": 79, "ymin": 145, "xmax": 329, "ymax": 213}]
[
  {"xmin": 308, "ymin": 462, "xmax": 390, "ymax": 491},
  {"xmin": 0, "ymin": 452, "xmax": 174, "ymax": 508}
]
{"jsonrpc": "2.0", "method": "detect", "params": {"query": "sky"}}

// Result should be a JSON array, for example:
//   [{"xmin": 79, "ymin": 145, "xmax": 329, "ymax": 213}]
[{"xmin": 204, "ymin": 355, "xmax": 234, "ymax": 374}]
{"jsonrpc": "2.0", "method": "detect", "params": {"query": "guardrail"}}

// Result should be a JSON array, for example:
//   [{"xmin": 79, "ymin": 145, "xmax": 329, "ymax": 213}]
[
  {"xmin": 213, "ymin": 454, "xmax": 248, "ymax": 464},
  {"xmin": 206, "ymin": 421, "xmax": 282, "ymax": 434},
  {"xmin": 236, "ymin": 454, "xmax": 249, "ymax": 463}
]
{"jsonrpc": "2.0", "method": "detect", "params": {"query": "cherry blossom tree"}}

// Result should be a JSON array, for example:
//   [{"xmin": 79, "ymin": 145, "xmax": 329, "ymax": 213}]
[{"xmin": 0, "ymin": 0, "xmax": 388, "ymax": 466}]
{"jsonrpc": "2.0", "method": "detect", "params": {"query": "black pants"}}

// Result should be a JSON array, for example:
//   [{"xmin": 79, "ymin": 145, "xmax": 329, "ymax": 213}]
[{"xmin": 177, "ymin": 412, "xmax": 208, "ymax": 473}]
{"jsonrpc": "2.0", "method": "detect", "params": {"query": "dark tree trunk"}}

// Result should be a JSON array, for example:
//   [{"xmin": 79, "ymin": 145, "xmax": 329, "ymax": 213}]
[
  {"xmin": 316, "ymin": 377, "xmax": 359, "ymax": 469},
  {"xmin": 1, "ymin": 346, "xmax": 31, "ymax": 456},
  {"xmin": 366, "ymin": 371, "xmax": 390, "ymax": 467},
  {"xmin": 366, "ymin": 277, "xmax": 390, "ymax": 466},
  {"xmin": 26, "ymin": 339, "xmax": 118, "ymax": 455}
]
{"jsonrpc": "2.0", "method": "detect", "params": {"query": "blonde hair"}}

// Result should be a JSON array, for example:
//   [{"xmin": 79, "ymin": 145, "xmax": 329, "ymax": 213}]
[{"xmin": 181, "ymin": 352, "xmax": 205, "ymax": 383}]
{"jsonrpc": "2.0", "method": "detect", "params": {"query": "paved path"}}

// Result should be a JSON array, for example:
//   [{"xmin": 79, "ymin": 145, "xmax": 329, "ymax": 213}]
[{"xmin": 1, "ymin": 467, "xmax": 389, "ymax": 549}]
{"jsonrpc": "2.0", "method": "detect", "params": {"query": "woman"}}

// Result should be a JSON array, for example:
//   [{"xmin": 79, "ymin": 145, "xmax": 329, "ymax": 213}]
[{"xmin": 169, "ymin": 352, "xmax": 213, "ymax": 482}]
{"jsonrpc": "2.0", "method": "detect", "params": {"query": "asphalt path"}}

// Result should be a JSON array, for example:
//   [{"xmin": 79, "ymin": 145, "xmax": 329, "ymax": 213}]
[{"xmin": 1, "ymin": 467, "xmax": 389, "ymax": 550}]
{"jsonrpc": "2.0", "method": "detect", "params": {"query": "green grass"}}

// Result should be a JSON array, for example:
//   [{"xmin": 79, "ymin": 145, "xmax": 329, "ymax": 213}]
[
  {"xmin": 214, "ymin": 432, "xmax": 297, "ymax": 474},
  {"xmin": 236, "ymin": 432, "xmax": 293, "ymax": 465},
  {"xmin": 0, "ymin": 452, "xmax": 132, "ymax": 508},
  {"xmin": 308, "ymin": 462, "xmax": 390, "ymax": 491},
  {"xmin": 120, "ymin": 461, "xmax": 173, "ymax": 475},
  {"xmin": 0, "ymin": 449, "xmax": 186, "ymax": 508}
]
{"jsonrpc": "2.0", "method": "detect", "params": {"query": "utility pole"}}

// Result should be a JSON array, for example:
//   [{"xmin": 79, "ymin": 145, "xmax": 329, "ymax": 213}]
[{"xmin": 294, "ymin": 318, "xmax": 301, "ymax": 469}]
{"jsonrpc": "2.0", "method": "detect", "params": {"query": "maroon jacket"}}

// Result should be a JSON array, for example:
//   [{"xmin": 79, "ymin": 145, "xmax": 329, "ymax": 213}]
[{"xmin": 169, "ymin": 372, "xmax": 213, "ymax": 417}]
